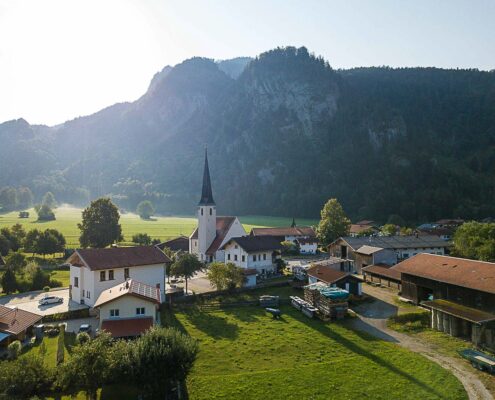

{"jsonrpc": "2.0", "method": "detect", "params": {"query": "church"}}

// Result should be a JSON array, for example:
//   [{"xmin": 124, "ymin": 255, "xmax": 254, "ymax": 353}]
[{"xmin": 189, "ymin": 150, "xmax": 246, "ymax": 263}]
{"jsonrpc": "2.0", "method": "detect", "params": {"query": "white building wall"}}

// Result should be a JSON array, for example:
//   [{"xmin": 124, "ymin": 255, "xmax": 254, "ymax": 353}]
[
  {"xmin": 224, "ymin": 243, "xmax": 249, "ymax": 269},
  {"xmin": 70, "ymin": 265, "xmax": 81, "ymax": 304},
  {"xmin": 214, "ymin": 218, "xmax": 247, "ymax": 262},
  {"xmin": 198, "ymin": 205, "xmax": 216, "ymax": 261},
  {"xmin": 246, "ymin": 251, "xmax": 275, "ymax": 273},
  {"xmin": 397, "ymin": 247, "xmax": 445, "ymax": 259},
  {"xmin": 372, "ymin": 249, "xmax": 397, "ymax": 265},
  {"xmin": 300, "ymin": 243, "xmax": 317, "ymax": 254},
  {"xmin": 98, "ymin": 295, "xmax": 157, "ymax": 329}
]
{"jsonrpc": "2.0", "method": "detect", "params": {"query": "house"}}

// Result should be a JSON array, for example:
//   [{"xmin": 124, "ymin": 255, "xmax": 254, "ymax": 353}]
[
  {"xmin": 67, "ymin": 246, "xmax": 171, "ymax": 307},
  {"xmin": 353, "ymin": 245, "xmax": 396, "ymax": 273},
  {"xmin": 328, "ymin": 235, "xmax": 451, "ymax": 272},
  {"xmin": 306, "ymin": 264, "xmax": 362, "ymax": 296},
  {"xmin": 309, "ymin": 257, "xmax": 354, "ymax": 273},
  {"xmin": 349, "ymin": 222, "xmax": 379, "ymax": 237},
  {"xmin": 435, "ymin": 218, "xmax": 464, "ymax": 228},
  {"xmin": 0, "ymin": 305, "xmax": 42, "ymax": 346},
  {"xmin": 242, "ymin": 269, "xmax": 258, "ymax": 287},
  {"xmin": 221, "ymin": 236, "xmax": 283, "ymax": 275},
  {"xmin": 296, "ymin": 237, "xmax": 319, "ymax": 254},
  {"xmin": 394, "ymin": 254, "xmax": 495, "ymax": 349},
  {"xmin": 189, "ymin": 149, "xmax": 246, "ymax": 262},
  {"xmin": 362, "ymin": 264, "xmax": 402, "ymax": 289},
  {"xmin": 94, "ymin": 279, "xmax": 160, "ymax": 338},
  {"xmin": 157, "ymin": 236, "xmax": 190, "ymax": 253},
  {"xmin": 416, "ymin": 226, "xmax": 454, "ymax": 241}
]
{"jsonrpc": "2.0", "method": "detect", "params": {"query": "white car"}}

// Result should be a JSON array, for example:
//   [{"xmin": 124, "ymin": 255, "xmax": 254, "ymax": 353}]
[{"xmin": 38, "ymin": 295, "xmax": 63, "ymax": 306}]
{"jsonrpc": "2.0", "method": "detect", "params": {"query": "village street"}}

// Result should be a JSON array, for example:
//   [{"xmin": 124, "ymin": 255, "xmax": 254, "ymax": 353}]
[{"xmin": 349, "ymin": 285, "xmax": 493, "ymax": 400}]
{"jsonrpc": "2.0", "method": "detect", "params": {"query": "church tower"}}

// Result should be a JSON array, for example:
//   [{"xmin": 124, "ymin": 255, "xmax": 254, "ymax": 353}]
[{"xmin": 197, "ymin": 148, "xmax": 217, "ymax": 261}]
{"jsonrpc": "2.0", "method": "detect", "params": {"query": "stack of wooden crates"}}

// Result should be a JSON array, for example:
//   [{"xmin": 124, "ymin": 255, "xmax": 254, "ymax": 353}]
[{"xmin": 304, "ymin": 283, "xmax": 349, "ymax": 320}]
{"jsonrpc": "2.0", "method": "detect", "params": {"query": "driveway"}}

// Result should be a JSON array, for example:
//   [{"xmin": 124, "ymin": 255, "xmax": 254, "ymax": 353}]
[
  {"xmin": 174, "ymin": 271, "xmax": 215, "ymax": 294},
  {"xmin": 348, "ymin": 284, "xmax": 493, "ymax": 400},
  {"xmin": 0, "ymin": 288, "xmax": 88, "ymax": 316}
]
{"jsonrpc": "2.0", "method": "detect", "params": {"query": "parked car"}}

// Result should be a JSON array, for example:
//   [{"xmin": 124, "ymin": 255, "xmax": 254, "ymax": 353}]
[
  {"xmin": 78, "ymin": 324, "xmax": 92, "ymax": 334},
  {"xmin": 38, "ymin": 296, "xmax": 63, "ymax": 306}
]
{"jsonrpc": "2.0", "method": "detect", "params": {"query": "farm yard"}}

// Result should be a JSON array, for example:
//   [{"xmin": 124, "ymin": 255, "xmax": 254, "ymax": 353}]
[
  {"xmin": 164, "ymin": 287, "xmax": 467, "ymax": 400},
  {"xmin": 0, "ymin": 206, "xmax": 318, "ymax": 248}
]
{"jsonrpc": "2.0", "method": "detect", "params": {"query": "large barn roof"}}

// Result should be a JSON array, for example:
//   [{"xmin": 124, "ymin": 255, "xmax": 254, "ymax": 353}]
[
  {"xmin": 334, "ymin": 235, "xmax": 451, "ymax": 251},
  {"xmin": 250, "ymin": 226, "xmax": 316, "ymax": 238}
]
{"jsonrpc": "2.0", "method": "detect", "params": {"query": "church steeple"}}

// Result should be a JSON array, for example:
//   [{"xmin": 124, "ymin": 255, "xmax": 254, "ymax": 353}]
[
  {"xmin": 291, "ymin": 217, "xmax": 296, "ymax": 228},
  {"xmin": 199, "ymin": 147, "xmax": 215, "ymax": 206}
]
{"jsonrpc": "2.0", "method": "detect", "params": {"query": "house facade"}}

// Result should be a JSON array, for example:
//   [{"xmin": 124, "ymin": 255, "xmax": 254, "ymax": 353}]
[
  {"xmin": 94, "ymin": 279, "xmax": 160, "ymax": 338},
  {"xmin": 250, "ymin": 224, "xmax": 318, "ymax": 254},
  {"xmin": 68, "ymin": 246, "xmax": 170, "ymax": 307},
  {"xmin": 221, "ymin": 236, "xmax": 283, "ymax": 275},
  {"xmin": 0, "ymin": 305, "xmax": 42, "ymax": 346},
  {"xmin": 306, "ymin": 264, "xmax": 363, "ymax": 296},
  {"xmin": 189, "ymin": 149, "xmax": 246, "ymax": 262}
]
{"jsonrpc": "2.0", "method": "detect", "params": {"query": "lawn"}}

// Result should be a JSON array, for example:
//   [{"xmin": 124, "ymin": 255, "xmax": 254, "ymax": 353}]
[
  {"xmin": 0, "ymin": 207, "xmax": 318, "ymax": 248},
  {"xmin": 165, "ymin": 288, "xmax": 467, "ymax": 400},
  {"xmin": 49, "ymin": 269, "xmax": 70, "ymax": 287}
]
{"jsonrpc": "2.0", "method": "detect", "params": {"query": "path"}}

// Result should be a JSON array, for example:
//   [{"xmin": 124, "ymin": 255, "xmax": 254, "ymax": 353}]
[{"xmin": 348, "ymin": 284, "xmax": 493, "ymax": 400}]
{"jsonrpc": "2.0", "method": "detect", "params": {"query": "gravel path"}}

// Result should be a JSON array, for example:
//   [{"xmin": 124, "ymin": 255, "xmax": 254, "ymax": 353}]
[{"xmin": 348, "ymin": 285, "xmax": 493, "ymax": 400}]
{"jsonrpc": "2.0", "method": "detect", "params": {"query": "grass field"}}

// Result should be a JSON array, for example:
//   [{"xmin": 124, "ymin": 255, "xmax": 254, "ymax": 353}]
[
  {"xmin": 164, "ymin": 287, "xmax": 466, "ymax": 400},
  {"xmin": 0, "ymin": 207, "xmax": 318, "ymax": 248}
]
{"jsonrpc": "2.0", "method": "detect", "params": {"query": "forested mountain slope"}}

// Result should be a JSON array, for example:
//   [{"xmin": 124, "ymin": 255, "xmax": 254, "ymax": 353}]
[{"xmin": 1, "ymin": 47, "xmax": 494, "ymax": 222}]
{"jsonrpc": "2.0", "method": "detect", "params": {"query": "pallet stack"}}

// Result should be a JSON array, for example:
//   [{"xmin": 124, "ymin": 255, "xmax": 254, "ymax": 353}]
[{"xmin": 304, "ymin": 283, "xmax": 349, "ymax": 320}]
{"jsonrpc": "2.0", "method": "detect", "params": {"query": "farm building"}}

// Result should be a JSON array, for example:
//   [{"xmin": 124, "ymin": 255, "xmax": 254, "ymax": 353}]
[
  {"xmin": 349, "ymin": 221, "xmax": 379, "ymax": 237},
  {"xmin": 0, "ymin": 305, "xmax": 42, "ymax": 346},
  {"xmin": 250, "ymin": 221, "xmax": 317, "ymax": 254},
  {"xmin": 395, "ymin": 254, "xmax": 495, "ymax": 349},
  {"xmin": 156, "ymin": 236, "xmax": 189, "ymax": 252},
  {"xmin": 306, "ymin": 264, "xmax": 362, "ymax": 296},
  {"xmin": 362, "ymin": 264, "xmax": 402, "ymax": 289}
]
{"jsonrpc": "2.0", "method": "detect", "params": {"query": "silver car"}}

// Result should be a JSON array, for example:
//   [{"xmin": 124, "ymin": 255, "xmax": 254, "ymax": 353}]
[{"xmin": 38, "ymin": 295, "xmax": 63, "ymax": 306}]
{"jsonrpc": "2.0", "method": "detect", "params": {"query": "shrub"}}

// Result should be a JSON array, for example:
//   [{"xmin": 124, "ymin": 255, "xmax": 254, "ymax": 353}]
[
  {"xmin": 7, "ymin": 340, "xmax": 22, "ymax": 360},
  {"xmin": 43, "ymin": 286, "xmax": 50, "ymax": 292},
  {"xmin": 57, "ymin": 325, "xmax": 65, "ymax": 365},
  {"xmin": 76, "ymin": 332, "xmax": 90, "ymax": 345}
]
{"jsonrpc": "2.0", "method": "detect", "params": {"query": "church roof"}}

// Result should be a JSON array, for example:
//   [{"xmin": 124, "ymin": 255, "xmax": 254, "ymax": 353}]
[
  {"xmin": 189, "ymin": 217, "xmax": 238, "ymax": 256},
  {"xmin": 198, "ymin": 148, "xmax": 215, "ymax": 206}
]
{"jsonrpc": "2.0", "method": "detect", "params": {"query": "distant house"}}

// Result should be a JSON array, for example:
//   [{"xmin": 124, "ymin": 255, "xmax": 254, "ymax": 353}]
[
  {"xmin": 18, "ymin": 211, "xmax": 29, "ymax": 219},
  {"xmin": 250, "ymin": 224, "xmax": 318, "ymax": 254},
  {"xmin": 306, "ymin": 264, "xmax": 362, "ymax": 296},
  {"xmin": 94, "ymin": 279, "xmax": 160, "ymax": 338},
  {"xmin": 296, "ymin": 238, "xmax": 319, "ymax": 254},
  {"xmin": 349, "ymin": 222, "xmax": 379, "ymax": 237},
  {"xmin": 156, "ymin": 236, "xmax": 189, "ymax": 252},
  {"xmin": 328, "ymin": 235, "xmax": 451, "ymax": 273},
  {"xmin": 221, "ymin": 236, "xmax": 283, "ymax": 276},
  {"xmin": 0, "ymin": 305, "xmax": 42, "ymax": 346},
  {"xmin": 308, "ymin": 257, "xmax": 354, "ymax": 273},
  {"xmin": 67, "ymin": 246, "xmax": 171, "ymax": 307},
  {"xmin": 435, "ymin": 219, "xmax": 464, "ymax": 228},
  {"xmin": 416, "ymin": 226, "xmax": 454, "ymax": 241},
  {"xmin": 394, "ymin": 254, "xmax": 495, "ymax": 350}
]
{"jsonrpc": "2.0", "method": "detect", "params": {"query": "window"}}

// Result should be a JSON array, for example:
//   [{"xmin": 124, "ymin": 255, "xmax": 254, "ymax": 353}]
[
  {"xmin": 110, "ymin": 309, "xmax": 120, "ymax": 317},
  {"xmin": 263, "ymin": 254, "xmax": 267, "ymax": 260},
  {"xmin": 109, "ymin": 270, "xmax": 114, "ymax": 280},
  {"xmin": 74, "ymin": 277, "xmax": 78, "ymax": 288},
  {"xmin": 227, "ymin": 254, "xmax": 231, "ymax": 260},
  {"xmin": 82, "ymin": 289, "xmax": 85, "ymax": 297},
  {"xmin": 242, "ymin": 255, "xmax": 245, "ymax": 262},
  {"xmin": 201, "ymin": 209, "xmax": 204, "ymax": 216},
  {"xmin": 235, "ymin": 245, "xmax": 238, "ymax": 249},
  {"xmin": 403, "ymin": 253, "xmax": 409, "ymax": 259},
  {"xmin": 124, "ymin": 268, "xmax": 130, "ymax": 279},
  {"xmin": 253, "ymin": 255, "xmax": 257, "ymax": 262},
  {"xmin": 234, "ymin": 255, "xmax": 238, "ymax": 261},
  {"xmin": 86, "ymin": 291, "xmax": 90, "ymax": 299},
  {"xmin": 209, "ymin": 208, "xmax": 212, "ymax": 215},
  {"xmin": 100, "ymin": 271, "xmax": 106, "ymax": 281},
  {"xmin": 136, "ymin": 307, "xmax": 145, "ymax": 315}
]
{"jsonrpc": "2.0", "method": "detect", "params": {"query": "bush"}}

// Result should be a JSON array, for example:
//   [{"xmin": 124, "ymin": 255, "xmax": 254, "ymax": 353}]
[
  {"xmin": 43, "ymin": 286, "xmax": 50, "ymax": 292},
  {"xmin": 76, "ymin": 332, "xmax": 90, "ymax": 345},
  {"xmin": 7, "ymin": 340, "xmax": 22, "ymax": 360}
]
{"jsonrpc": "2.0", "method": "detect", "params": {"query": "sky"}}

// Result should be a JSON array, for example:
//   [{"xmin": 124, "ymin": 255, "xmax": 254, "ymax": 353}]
[{"xmin": 0, "ymin": 0, "xmax": 494, "ymax": 126}]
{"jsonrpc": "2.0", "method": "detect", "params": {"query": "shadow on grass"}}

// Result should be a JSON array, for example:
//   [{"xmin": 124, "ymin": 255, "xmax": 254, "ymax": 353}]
[
  {"xmin": 221, "ymin": 305, "xmax": 266, "ymax": 323},
  {"xmin": 290, "ymin": 310, "xmax": 451, "ymax": 400},
  {"xmin": 184, "ymin": 308, "xmax": 239, "ymax": 340}
]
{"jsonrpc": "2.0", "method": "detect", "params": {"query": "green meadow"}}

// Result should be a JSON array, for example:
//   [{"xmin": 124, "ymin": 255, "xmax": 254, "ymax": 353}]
[{"xmin": 0, "ymin": 207, "xmax": 318, "ymax": 248}]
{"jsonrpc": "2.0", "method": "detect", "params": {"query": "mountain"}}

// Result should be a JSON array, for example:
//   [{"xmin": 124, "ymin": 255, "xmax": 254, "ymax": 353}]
[{"xmin": 1, "ymin": 47, "xmax": 495, "ymax": 223}]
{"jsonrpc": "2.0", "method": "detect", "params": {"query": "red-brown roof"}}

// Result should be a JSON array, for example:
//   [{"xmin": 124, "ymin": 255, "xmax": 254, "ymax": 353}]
[
  {"xmin": 156, "ymin": 236, "xmax": 189, "ymax": 252},
  {"xmin": 94, "ymin": 279, "xmax": 161, "ymax": 308},
  {"xmin": 67, "ymin": 246, "xmax": 171, "ymax": 271},
  {"xmin": 350, "ymin": 224, "xmax": 378, "ymax": 235},
  {"xmin": 242, "ymin": 268, "xmax": 258, "ymax": 276},
  {"xmin": 221, "ymin": 235, "xmax": 283, "ymax": 252},
  {"xmin": 362, "ymin": 264, "xmax": 401, "ymax": 281},
  {"xmin": 101, "ymin": 317, "xmax": 153, "ymax": 338},
  {"xmin": 306, "ymin": 265, "xmax": 350, "ymax": 284},
  {"xmin": 0, "ymin": 305, "xmax": 42, "ymax": 336},
  {"xmin": 395, "ymin": 254, "xmax": 495, "ymax": 294},
  {"xmin": 206, "ymin": 216, "xmax": 237, "ymax": 255},
  {"xmin": 251, "ymin": 226, "xmax": 316, "ymax": 238}
]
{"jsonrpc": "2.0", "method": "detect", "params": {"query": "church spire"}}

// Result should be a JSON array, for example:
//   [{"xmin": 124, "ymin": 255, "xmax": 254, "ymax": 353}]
[
  {"xmin": 199, "ymin": 146, "xmax": 215, "ymax": 206},
  {"xmin": 291, "ymin": 217, "xmax": 296, "ymax": 227}
]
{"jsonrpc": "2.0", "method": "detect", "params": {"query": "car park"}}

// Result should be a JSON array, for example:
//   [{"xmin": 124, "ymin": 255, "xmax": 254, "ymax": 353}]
[{"xmin": 38, "ymin": 296, "xmax": 63, "ymax": 306}]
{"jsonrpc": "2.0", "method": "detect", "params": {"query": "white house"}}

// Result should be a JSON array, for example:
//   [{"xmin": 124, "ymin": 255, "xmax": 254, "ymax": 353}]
[
  {"xmin": 93, "ymin": 279, "xmax": 160, "ymax": 338},
  {"xmin": 221, "ymin": 236, "xmax": 283, "ymax": 275},
  {"xmin": 296, "ymin": 238, "xmax": 318, "ymax": 254},
  {"xmin": 189, "ymin": 149, "xmax": 246, "ymax": 263},
  {"xmin": 250, "ymin": 223, "xmax": 318, "ymax": 254},
  {"xmin": 67, "ymin": 246, "xmax": 171, "ymax": 307}
]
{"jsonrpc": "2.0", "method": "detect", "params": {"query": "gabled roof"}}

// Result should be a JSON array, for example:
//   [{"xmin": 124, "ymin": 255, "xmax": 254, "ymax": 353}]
[
  {"xmin": 94, "ymin": 279, "xmax": 161, "ymax": 308},
  {"xmin": 350, "ymin": 224, "xmax": 379, "ymax": 235},
  {"xmin": 250, "ymin": 226, "xmax": 316, "ymax": 238},
  {"xmin": 395, "ymin": 254, "xmax": 495, "ymax": 295},
  {"xmin": 306, "ymin": 265, "xmax": 352, "ymax": 285},
  {"xmin": 362, "ymin": 264, "xmax": 401, "ymax": 281},
  {"xmin": 101, "ymin": 317, "xmax": 153, "ymax": 338},
  {"xmin": 67, "ymin": 246, "xmax": 171, "ymax": 271},
  {"xmin": 332, "ymin": 235, "xmax": 451, "ymax": 251},
  {"xmin": 156, "ymin": 236, "xmax": 189, "ymax": 252},
  {"xmin": 0, "ymin": 305, "xmax": 42, "ymax": 335},
  {"xmin": 199, "ymin": 148, "xmax": 215, "ymax": 206},
  {"xmin": 222, "ymin": 235, "xmax": 283, "ymax": 253},
  {"xmin": 355, "ymin": 245, "xmax": 385, "ymax": 255},
  {"xmin": 355, "ymin": 220, "xmax": 376, "ymax": 226}
]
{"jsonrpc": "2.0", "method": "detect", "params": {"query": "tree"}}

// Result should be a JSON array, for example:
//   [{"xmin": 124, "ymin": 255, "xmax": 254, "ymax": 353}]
[
  {"xmin": 78, "ymin": 198, "xmax": 123, "ymax": 248},
  {"xmin": 136, "ymin": 200, "xmax": 155, "ymax": 219},
  {"xmin": 8, "ymin": 340, "xmax": 21, "ymax": 360},
  {"xmin": 170, "ymin": 253, "xmax": 203, "ymax": 295},
  {"xmin": 0, "ymin": 227, "xmax": 21, "ymax": 252},
  {"xmin": 35, "ymin": 204, "xmax": 56, "ymax": 221},
  {"xmin": 1, "ymin": 267, "xmax": 17, "ymax": 294},
  {"xmin": 4, "ymin": 252, "xmax": 27, "ymax": 273},
  {"xmin": 57, "ymin": 331, "xmax": 114, "ymax": 400},
  {"xmin": 0, "ymin": 187, "xmax": 18, "ymax": 211},
  {"xmin": 381, "ymin": 224, "xmax": 398, "ymax": 236},
  {"xmin": 10, "ymin": 223, "xmax": 26, "ymax": 242},
  {"xmin": 453, "ymin": 222, "xmax": 495, "ymax": 261},
  {"xmin": 17, "ymin": 187, "xmax": 34, "ymax": 209},
  {"xmin": 24, "ymin": 229, "xmax": 42, "ymax": 255},
  {"xmin": 31, "ymin": 267, "xmax": 50, "ymax": 290},
  {"xmin": 281, "ymin": 240, "xmax": 299, "ymax": 255},
  {"xmin": 316, "ymin": 198, "xmax": 351, "ymax": 246},
  {"xmin": 132, "ymin": 233, "xmax": 152, "ymax": 246},
  {"xmin": 207, "ymin": 262, "xmax": 245, "ymax": 291},
  {"xmin": 41, "ymin": 191, "xmax": 57, "ymax": 209},
  {"xmin": 0, "ymin": 235, "xmax": 9, "ymax": 256},
  {"xmin": 387, "ymin": 214, "xmax": 405, "ymax": 226},
  {"xmin": 35, "ymin": 229, "xmax": 66, "ymax": 257},
  {"xmin": 132, "ymin": 327, "xmax": 198, "ymax": 399}
]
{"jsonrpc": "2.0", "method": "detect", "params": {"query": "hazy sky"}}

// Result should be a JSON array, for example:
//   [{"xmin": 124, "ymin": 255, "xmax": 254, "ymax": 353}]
[{"xmin": 1, "ymin": 0, "xmax": 494, "ymax": 126}]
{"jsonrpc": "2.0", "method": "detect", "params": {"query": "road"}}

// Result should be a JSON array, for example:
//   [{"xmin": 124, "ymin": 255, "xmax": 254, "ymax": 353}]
[
  {"xmin": 348, "ymin": 284, "xmax": 493, "ymax": 400},
  {"xmin": 0, "ymin": 288, "xmax": 87, "ymax": 316}
]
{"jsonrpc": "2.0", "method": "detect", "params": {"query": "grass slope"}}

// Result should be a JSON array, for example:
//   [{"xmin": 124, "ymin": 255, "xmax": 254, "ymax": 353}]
[
  {"xmin": 0, "ymin": 207, "xmax": 318, "ymax": 248},
  {"xmin": 166, "ymin": 296, "xmax": 466, "ymax": 399}
]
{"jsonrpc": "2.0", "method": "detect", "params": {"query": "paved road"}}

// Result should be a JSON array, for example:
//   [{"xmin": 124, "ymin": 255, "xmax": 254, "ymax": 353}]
[
  {"xmin": 0, "ymin": 288, "xmax": 87, "ymax": 316},
  {"xmin": 348, "ymin": 284, "xmax": 493, "ymax": 400},
  {"xmin": 174, "ymin": 271, "xmax": 215, "ymax": 294}
]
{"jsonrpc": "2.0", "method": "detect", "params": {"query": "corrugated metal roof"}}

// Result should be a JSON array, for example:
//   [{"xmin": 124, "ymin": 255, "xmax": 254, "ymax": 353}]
[
  {"xmin": 336, "ymin": 235, "xmax": 451, "ymax": 251},
  {"xmin": 421, "ymin": 299, "xmax": 495, "ymax": 324}
]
